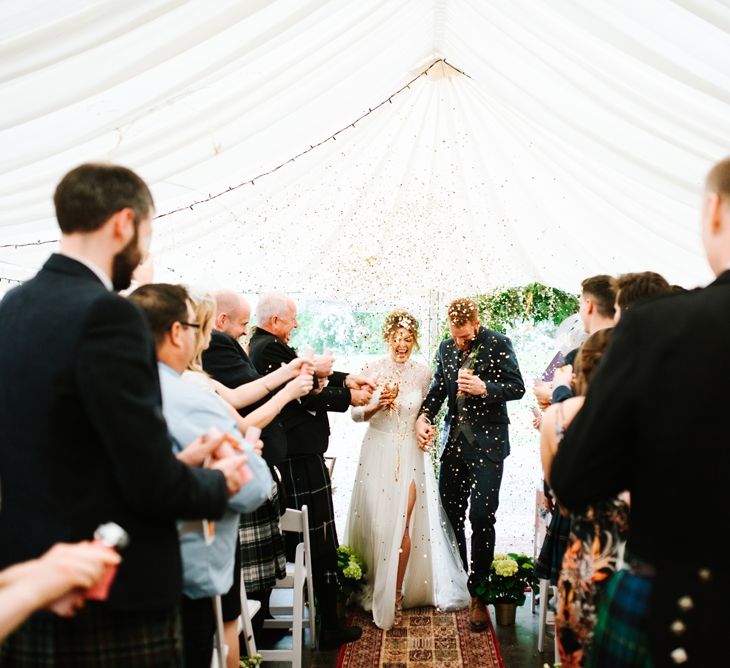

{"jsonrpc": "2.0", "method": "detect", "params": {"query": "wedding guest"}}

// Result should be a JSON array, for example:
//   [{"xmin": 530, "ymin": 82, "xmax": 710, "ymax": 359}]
[
  {"xmin": 249, "ymin": 291, "xmax": 376, "ymax": 649},
  {"xmin": 540, "ymin": 328, "xmax": 629, "ymax": 667},
  {"xmin": 534, "ymin": 275, "xmax": 615, "ymax": 588},
  {"xmin": 534, "ymin": 275, "xmax": 615, "ymax": 409},
  {"xmin": 201, "ymin": 290, "xmax": 314, "ymax": 656},
  {"xmin": 416, "ymin": 297, "xmax": 525, "ymax": 632},
  {"xmin": 345, "ymin": 310, "xmax": 469, "ymax": 629},
  {"xmin": 0, "ymin": 542, "xmax": 121, "ymax": 641},
  {"xmin": 188, "ymin": 289, "xmax": 311, "ymax": 664},
  {"xmin": 0, "ymin": 163, "xmax": 246, "ymax": 666},
  {"xmin": 612, "ymin": 271, "xmax": 673, "ymax": 323},
  {"xmin": 130, "ymin": 282, "xmax": 273, "ymax": 668},
  {"xmin": 551, "ymin": 157, "xmax": 730, "ymax": 667}
]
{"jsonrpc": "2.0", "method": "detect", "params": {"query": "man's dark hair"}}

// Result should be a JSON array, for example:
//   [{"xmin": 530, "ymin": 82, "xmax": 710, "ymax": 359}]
[
  {"xmin": 580, "ymin": 275, "xmax": 616, "ymax": 319},
  {"xmin": 54, "ymin": 163, "xmax": 154, "ymax": 234},
  {"xmin": 614, "ymin": 271, "xmax": 672, "ymax": 311},
  {"xmin": 128, "ymin": 283, "xmax": 190, "ymax": 347}
]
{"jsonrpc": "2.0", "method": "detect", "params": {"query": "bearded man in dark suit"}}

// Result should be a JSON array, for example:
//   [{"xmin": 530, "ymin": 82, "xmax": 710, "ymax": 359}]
[
  {"xmin": 416, "ymin": 297, "xmax": 525, "ymax": 632},
  {"xmin": 0, "ymin": 164, "xmax": 247, "ymax": 666}
]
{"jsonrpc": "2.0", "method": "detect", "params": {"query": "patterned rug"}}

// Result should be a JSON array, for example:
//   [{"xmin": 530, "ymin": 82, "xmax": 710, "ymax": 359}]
[{"xmin": 337, "ymin": 605, "xmax": 505, "ymax": 668}]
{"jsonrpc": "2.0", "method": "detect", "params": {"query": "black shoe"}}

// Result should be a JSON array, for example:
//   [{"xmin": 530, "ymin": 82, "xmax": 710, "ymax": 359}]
[{"xmin": 319, "ymin": 625, "xmax": 363, "ymax": 650}]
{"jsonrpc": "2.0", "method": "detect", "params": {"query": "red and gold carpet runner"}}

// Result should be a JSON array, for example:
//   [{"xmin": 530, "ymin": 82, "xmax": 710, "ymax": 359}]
[{"xmin": 337, "ymin": 605, "xmax": 505, "ymax": 668}]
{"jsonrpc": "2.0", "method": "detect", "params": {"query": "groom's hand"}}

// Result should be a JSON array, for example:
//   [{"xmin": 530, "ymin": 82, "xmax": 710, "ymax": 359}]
[{"xmin": 456, "ymin": 373, "xmax": 487, "ymax": 397}]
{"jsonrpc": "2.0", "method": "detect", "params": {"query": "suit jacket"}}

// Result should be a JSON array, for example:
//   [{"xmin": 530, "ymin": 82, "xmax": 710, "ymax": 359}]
[
  {"xmin": 202, "ymin": 330, "xmax": 288, "ymax": 467},
  {"xmin": 248, "ymin": 328, "xmax": 351, "ymax": 457},
  {"xmin": 420, "ymin": 325, "xmax": 525, "ymax": 460},
  {"xmin": 0, "ymin": 254, "xmax": 229, "ymax": 610}
]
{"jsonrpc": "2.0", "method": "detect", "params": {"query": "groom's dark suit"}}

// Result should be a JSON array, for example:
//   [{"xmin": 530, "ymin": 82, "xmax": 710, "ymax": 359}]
[
  {"xmin": 0, "ymin": 255, "xmax": 229, "ymax": 610},
  {"xmin": 420, "ymin": 325, "xmax": 524, "ymax": 592}
]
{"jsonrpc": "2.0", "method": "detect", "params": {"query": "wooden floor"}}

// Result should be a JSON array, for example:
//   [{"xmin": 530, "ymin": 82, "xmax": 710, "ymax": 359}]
[{"xmin": 258, "ymin": 598, "xmax": 557, "ymax": 668}]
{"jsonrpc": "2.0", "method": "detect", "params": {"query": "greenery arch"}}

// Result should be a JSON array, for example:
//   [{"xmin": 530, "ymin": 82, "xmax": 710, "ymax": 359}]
[{"xmin": 448, "ymin": 282, "xmax": 579, "ymax": 336}]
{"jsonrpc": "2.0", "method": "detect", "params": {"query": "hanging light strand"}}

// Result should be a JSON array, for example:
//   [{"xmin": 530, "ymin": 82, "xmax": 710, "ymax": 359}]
[{"xmin": 0, "ymin": 58, "xmax": 467, "ymax": 260}]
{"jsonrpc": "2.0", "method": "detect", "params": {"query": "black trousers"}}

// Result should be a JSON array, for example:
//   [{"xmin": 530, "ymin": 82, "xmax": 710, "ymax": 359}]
[
  {"xmin": 439, "ymin": 430, "xmax": 506, "ymax": 594},
  {"xmin": 180, "ymin": 596, "xmax": 214, "ymax": 668}
]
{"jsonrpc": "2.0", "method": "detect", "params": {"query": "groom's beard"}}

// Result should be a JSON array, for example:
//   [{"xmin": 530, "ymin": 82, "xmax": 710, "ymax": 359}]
[{"xmin": 111, "ymin": 229, "xmax": 142, "ymax": 291}]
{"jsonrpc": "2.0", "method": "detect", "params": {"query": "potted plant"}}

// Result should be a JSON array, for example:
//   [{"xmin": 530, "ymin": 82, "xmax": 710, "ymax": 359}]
[
  {"xmin": 475, "ymin": 552, "xmax": 538, "ymax": 625},
  {"xmin": 335, "ymin": 545, "xmax": 367, "ymax": 619}
]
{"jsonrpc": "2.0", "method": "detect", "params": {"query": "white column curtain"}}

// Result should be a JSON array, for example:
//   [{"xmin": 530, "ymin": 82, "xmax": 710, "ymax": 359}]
[{"xmin": 1, "ymin": 0, "xmax": 729, "ymax": 300}]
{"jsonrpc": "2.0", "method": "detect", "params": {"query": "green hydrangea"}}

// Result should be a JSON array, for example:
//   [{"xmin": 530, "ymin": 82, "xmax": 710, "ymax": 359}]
[
  {"xmin": 342, "ymin": 561, "xmax": 362, "ymax": 580},
  {"xmin": 492, "ymin": 557, "xmax": 519, "ymax": 577}
]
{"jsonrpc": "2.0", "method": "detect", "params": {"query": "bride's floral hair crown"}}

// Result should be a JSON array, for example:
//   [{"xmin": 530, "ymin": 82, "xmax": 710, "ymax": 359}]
[{"xmin": 382, "ymin": 310, "xmax": 420, "ymax": 349}]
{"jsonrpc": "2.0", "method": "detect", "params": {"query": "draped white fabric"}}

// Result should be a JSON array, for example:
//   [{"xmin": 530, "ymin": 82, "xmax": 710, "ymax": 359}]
[{"xmin": 2, "ymin": 0, "xmax": 730, "ymax": 298}]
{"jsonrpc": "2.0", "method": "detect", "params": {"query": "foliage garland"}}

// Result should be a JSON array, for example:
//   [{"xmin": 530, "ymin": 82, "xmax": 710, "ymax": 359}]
[{"xmin": 442, "ymin": 282, "xmax": 579, "ymax": 337}]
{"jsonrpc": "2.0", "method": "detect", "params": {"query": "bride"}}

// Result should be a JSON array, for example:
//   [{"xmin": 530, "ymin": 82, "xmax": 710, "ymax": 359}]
[{"xmin": 344, "ymin": 310, "xmax": 469, "ymax": 630}]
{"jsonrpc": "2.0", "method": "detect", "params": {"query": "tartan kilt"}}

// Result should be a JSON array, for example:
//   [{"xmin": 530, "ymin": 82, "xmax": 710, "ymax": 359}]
[
  {"xmin": 239, "ymin": 481, "xmax": 287, "ymax": 592},
  {"xmin": 0, "ymin": 603, "xmax": 182, "ymax": 667},
  {"xmin": 278, "ymin": 454, "xmax": 338, "ymax": 561},
  {"xmin": 590, "ymin": 569, "xmax": 653, "ymax": 668}
]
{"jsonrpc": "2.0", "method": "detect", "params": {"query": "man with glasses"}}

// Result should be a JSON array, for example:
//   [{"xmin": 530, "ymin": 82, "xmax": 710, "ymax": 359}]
[
  {"xmin": 129, "ymin": 283, "xmax": 272, "ymax": 667},
  {"xmin": 0, "ymin": 164, "xmax": 249, "ymax": 666}
]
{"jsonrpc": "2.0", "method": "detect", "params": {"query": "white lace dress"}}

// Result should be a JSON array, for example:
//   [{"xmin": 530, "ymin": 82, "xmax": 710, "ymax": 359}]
[{"xmin": 344, "ymin": 357, "xmax": 469, "ymax": 630}]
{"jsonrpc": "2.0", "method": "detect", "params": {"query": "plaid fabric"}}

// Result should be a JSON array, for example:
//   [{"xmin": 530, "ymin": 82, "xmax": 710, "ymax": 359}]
[
  {"xmin": 278, "ymin": 454, "xmax": 338, "ymax": 561},
  {"xmin": 535, "ymin": 507, "xmax": 571, "ymax": 585},
  {"xmin": 239, "ymin": 481, "xmax": 286, "ymax": 592},
  {"xmin": 590, "ymin": 569, "xmax": 653, "ymax": 668},
  {"xmin": 0, "ymin": 604, "xmax": 182, "ymax": 667}
]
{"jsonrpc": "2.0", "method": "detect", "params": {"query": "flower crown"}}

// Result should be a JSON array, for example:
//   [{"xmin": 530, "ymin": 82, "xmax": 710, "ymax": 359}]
[{"xmin": 382, "ymin": 310, "xmax": 419, "ymax": 341}]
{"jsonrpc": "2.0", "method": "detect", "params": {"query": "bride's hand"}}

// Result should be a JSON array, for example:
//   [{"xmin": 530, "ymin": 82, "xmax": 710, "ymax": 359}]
[{"xmin": 376, "ymin": 390, "xmax": 394, "ymax": 411}]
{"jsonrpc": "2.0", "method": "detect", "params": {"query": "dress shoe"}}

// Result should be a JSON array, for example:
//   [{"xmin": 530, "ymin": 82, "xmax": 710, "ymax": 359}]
[
  {"xmin": 319, "ymin": 624, "xmax": 363, "ymax": 650},
  {"xmin": 470, "ymin": 596, "xmax": 489, "ymax": 632}
]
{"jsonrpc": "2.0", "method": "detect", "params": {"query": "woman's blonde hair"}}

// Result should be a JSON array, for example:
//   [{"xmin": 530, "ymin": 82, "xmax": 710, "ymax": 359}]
[
  {"xmin": 187, "ymin": 289, "xmax": 216, "ymax": 372},
  {"xmin": 382, "ymin": 310, "xmax": 420, "ymax": 350}
]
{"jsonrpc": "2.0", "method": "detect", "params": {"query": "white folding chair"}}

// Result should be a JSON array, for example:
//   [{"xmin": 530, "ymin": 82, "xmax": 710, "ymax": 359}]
[
  {"xmin": 239, "ymin": 578, "xmax": 262, "ymax": 658},
  {"xmin": 537, "ymin": 578, "xmax": 559, "ymax": 656},
  {"xmin": 532, "ymin": 485, "xmax": 550, "ymax": 613},
  {"xmin": 254, "ymin": 505, "xmax": 315, "ymax": 668},
  {"xmin": 209, "ymin": 595, "xmax": 227, "ymax": 668},
  {"xmin": 533, "ymin": 484, "xmax": 559, "ymax": 657}
]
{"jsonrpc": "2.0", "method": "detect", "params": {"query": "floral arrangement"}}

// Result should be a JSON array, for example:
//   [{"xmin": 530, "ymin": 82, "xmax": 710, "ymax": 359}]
[
  {"xmin": 336, "ymin": 545, "xmax": 367, "ymax": 602},
  {"xmin": 239, "ymin": 654, "xmax": 262, "ymax": 667},
  {"xmin": 475, "ymin": 552, "xmax": 538, "ymax": 606}
]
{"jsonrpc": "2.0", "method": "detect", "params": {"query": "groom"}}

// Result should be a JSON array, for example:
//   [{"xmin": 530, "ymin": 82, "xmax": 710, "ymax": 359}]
[{"xmin": 416, "ymin": 298, "xmax": 525, "ymax": 631}]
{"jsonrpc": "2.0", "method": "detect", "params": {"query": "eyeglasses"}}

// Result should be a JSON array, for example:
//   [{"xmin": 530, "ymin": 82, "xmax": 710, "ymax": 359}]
[{"xmin": 178, "ymin": 321, "xmax": 201, "ymax": 330}]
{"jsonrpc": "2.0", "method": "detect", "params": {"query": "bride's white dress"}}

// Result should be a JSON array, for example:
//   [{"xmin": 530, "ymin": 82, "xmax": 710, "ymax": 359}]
[{"xmin": 344, "ymin": 356, "xmax": 469, "ymax": 630}]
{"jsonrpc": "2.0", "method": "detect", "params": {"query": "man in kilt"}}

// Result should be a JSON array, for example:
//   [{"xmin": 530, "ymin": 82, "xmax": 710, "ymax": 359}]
[
  {"xmin": 249, "ymin": 292, "xmax": 375, "ymax": 650},
  {"xmin": 202, "ymin": 290, "xmax": 292, "ymax": 650}
]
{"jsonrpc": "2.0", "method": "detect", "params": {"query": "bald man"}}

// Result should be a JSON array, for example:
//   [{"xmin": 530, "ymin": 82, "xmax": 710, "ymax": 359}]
[{"xmin": 201, "ymin": 290, "xmax": 290, "ymax": 651}]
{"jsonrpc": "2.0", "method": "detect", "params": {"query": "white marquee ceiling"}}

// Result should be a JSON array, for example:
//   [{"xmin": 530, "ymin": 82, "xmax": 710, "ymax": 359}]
[{"xmin": 2, "ymin": 0, "xmax": 730, "ymax": 302}]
